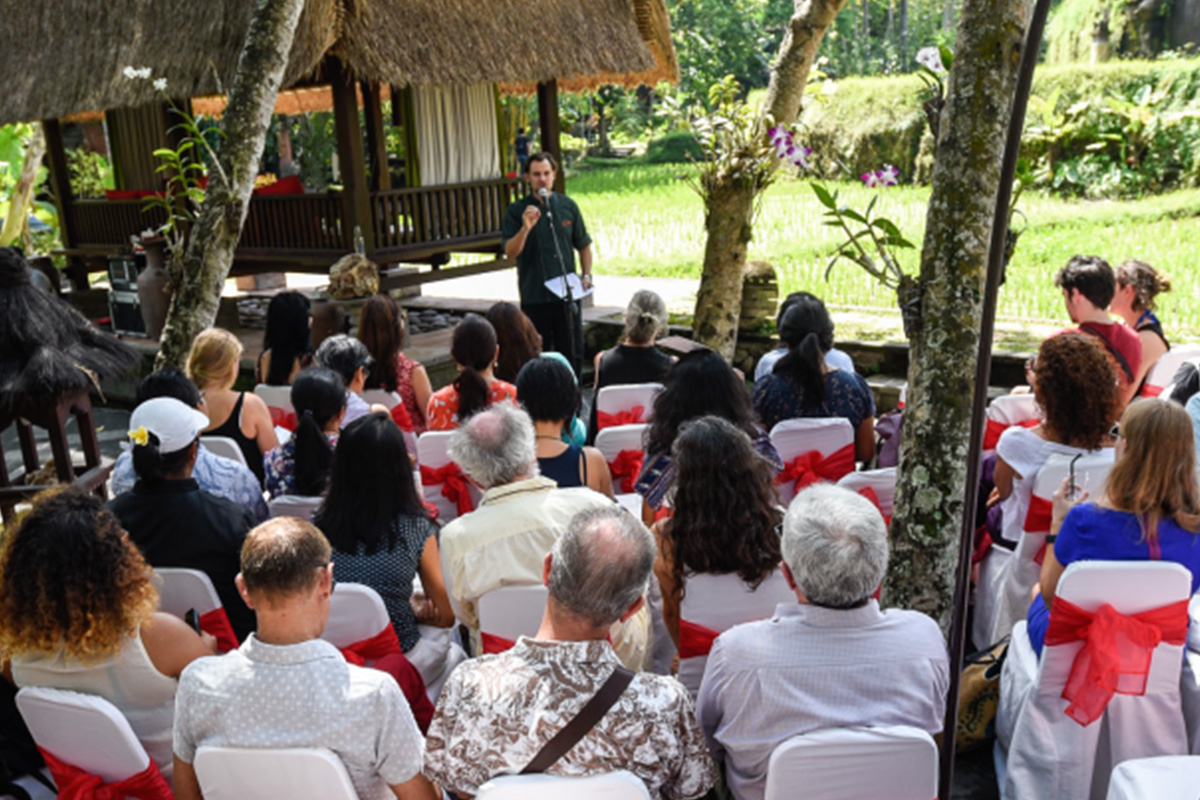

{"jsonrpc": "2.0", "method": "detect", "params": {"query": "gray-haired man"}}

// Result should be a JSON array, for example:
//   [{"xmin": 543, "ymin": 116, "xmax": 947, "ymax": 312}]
[
  {"xmin": 696, "ymin": 483, "xmax": 949, "ymax": 800},
  {"xmin": 425, "ymin": 506, "xmax": 716, "ymax": 800}
]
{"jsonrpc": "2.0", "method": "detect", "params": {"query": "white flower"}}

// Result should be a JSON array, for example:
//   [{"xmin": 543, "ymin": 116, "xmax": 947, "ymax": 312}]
[
  {"xmin": 137, "ymin": 67, "xmax": 152, "ymax": 79},
  {"xmin": 153, "ymin": 78, "xmax": 168, "ymax": 92},
  {"xmin": 916, "ymin": 47, "xmax": 946, "ymax": 74},
  {"xmin": 123, "ymin": 66, "xmax": 138, "ymax": 80},
  {"xmin": 879, "ymin": 164, "xmax": 899, "ymax": 186},
  {"xmin": 789, "ymin": 146, "xmax": 812, "ymax": 171}
]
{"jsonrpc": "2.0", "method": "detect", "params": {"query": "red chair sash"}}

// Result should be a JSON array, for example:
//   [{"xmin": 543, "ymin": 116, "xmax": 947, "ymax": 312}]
[
  {"xmin": 37, "ymin": 747, "xmax": 174, "ymax": 800},
  {"xmin": 597, "ymin": 405, "xmax": 644, "ymax": 430},
  {"xmin": 773, "ymin": 444, "xmax": 856, "ymax": 494},
  {"xmin": 198, "ymin": 608, "xmax": 239, "ymax": 653},
  {"xmin": 1142, "ymin": 384, "xmax": 1164, "ymax": 398},
  {"xmin": 339, "ymin": 625, "xmax": 403, "ymax": 666},
  {"xmin": 608, "ymin": 449, "xmax": 645, "ymax": 494},
  {"xmin": 983, "ymin": 417, "xmax": 1039, "ymax": 451},
  {"xmin": 679, "ymin": 619, "xmax": 720, "ymax": 659},
  {"xmin": 857, "ymin": 487, "xmax": 892, "ymax": 527},
  {"xmin": 1044, "ymin": 598, "xmax": 1189, "ymax": 725},
  {"xmin": 390, "ymin": 402, "xmax": 414, "ymax": 432},
  {"xmin": 419, "ymin": 462, "xmax": 475, "ymax": 516},
  {"xmin": 1023, "ymin": 494, "xmax": 1053, "ymax": 533},
  {"xmin": 481, "ymin": 631, "xmax": 517, "ymax": 654},
  {"xmin": 269, "ymin": 406, "xmax": 298, "ymax": 432}
]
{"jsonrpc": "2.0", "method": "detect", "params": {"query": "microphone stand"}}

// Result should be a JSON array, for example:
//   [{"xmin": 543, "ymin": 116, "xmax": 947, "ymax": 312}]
[{"xmin": 541, "ymin": 190, "xmax": 579, "ymax": 374}]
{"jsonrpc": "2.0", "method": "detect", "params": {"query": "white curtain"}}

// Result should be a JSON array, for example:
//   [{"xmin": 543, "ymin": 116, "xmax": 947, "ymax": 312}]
[{"xmin": 413, "ymin": 83, "xmax": 501, "ymax": 186}]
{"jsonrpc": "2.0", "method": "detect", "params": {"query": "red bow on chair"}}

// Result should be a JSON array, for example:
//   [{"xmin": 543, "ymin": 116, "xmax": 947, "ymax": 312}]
[
  {"xmin": 339, "ymin": 625, "xmax": 403, "ymax": 666},
  {"xmin": 419, "ymin": 462, "xmax": 475, "ymax": 516},
  {"xmin": 1023, "ymin": 495, "xmax": 1055, "ymax": 565},
  {"xmin": 1141, "ymin": 384, "xmax": 1164, "ymax": 398},
  {"xmin": 269, "ymin": 406, "xmax": 298, "ymax": 432},
  {"xmin": 37, "ymin": 748, "xmax": 174, "ymax": 800},
  {"xmin": 982, "ymin": 418, "xmax": 1039, "ymax": 451},
  {"xmin": 608, "ymin": 450, "xmax": 645, "ymax": 494},
  {"xmin": 679, "ymin": 619, "xmax": 720, "ymax": 659},
  {"xmin": 481, "ymin": 632, "xmax": 517, "ymax": 654},
  {"xmin": 597, "ymin": 405, "xmax": 644, "ymax": 431},
  {"xmin": 857, "ymin": 487, "xmax": 892, "ymax": 527},
  {"xmin": 1044, "ymin": 598, "xmax": 1189, "ymax": 726},
  {"xmin": 774, "ymin": 444, "xmax": 855, "ymax": 494},
  {"xmin": 390, "ymin": 402, "xmax": 414, "ymax": 432},
  {"xmin": 198, "ymin": 608, "xmax": 239, "ymax": 653}
]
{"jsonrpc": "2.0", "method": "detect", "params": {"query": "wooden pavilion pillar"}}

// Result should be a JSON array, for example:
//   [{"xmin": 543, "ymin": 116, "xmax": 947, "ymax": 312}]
[
  {"xmin": 330, "ymin": 59, "xmax": 375, "ymax": 253},
  {"xmin": 42, "ymin": 118, "xmax": 87, "ymax": 290},
  {"xmin": 536, "ymin": 80, "xmax": 566, "ymax": 193},
  {"xmin": 361, "ymin": 81, "xmax": 391, "ymax": 192}
]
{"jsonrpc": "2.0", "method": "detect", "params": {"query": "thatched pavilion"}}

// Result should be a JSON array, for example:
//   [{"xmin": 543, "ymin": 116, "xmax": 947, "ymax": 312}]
[{"xmin": 0, "ymin": 0, "xmax": 676, "ymax": 290}]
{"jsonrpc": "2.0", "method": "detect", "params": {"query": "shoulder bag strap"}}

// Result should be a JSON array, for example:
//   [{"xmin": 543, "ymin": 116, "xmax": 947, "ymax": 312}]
[
  {"xmin": 520, "ymin": 665, "xmax": 634, "ymax": 774},
  {"xmin": 1079, "ymin": 322, "xmax": 1133, "ymax": 382}
]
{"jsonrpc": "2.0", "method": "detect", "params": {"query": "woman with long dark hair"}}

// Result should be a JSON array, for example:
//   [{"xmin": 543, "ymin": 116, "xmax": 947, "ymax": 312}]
[
  {"xmin": 263, "ymin": 367, "xmax": 346, "ymax": 498},
  {"xmin": 314, "ymin": 412, "xmax": 457, "ymax": 686},
  {"xmin": 426, "ymin": 314, "xmax": 517, "ymax": 430},
  {"xmin": 653, "ymin": 416, "xmax": 792, "ymax": 697},
  {"xmin": 485, "ymin": 301, "xmax": 542, "ymax": 384},
  {"xmin": 358, "ymin": 295, "xmax": 432, "ymax": 432},
  {"xmin": 751, "ymin": 294, "xmax": 876, "ymax": 462},
  {"xmin": 256, "ymin": 291, "xmax": 312, "ymax": 386}
]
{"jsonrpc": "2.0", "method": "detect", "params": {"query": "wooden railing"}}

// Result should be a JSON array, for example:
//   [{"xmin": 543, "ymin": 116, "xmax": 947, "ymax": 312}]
[
  {"xmin": 68, "ymin": 199, "xmax": 168, "ymax": 248},
  {"xmin": 370, "ymin": 177, "xmax": 524, "ymax": 252},
  {"xmin": 238, "ymin": 193, "xmax": 345, "ymax": 251}
]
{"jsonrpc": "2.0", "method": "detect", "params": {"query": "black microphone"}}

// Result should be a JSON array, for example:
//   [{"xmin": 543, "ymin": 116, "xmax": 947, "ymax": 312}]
[{"xmin": 537, "ymin": 187, "xmax": 553, "ymax": 218}]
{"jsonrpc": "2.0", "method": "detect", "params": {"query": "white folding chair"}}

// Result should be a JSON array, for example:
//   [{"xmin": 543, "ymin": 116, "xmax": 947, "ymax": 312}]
[
  {"xmin": 1106, "ymin": 755, "xmax": 1200, "ymax": 800},
  {"xmin": 320, "ymin": 582, "xmax": 391, "ymax": 650},
  {"xmin": 477, "ymin": 770, "xmax": 651, "ymax": 799},
  {"xmin": 417, "ymin": 431, "xmax": 482, "ymax": 523},
  {"xmin": 194, "ymin": 746, "xmax": 358, "ymax": 800},
  {"xmin": 360, "ymin": 389, "xmax": 402, "ymax": 410},
  {"xmin": 837, "ymin": 467, "xmax": 897, "ymax": 518},
  {"xmin": 1145, "ymin": 344, "xmax": 1200, "ymax": 397},
  {"xmin": 155, "ymin": 567, "xmax": 223, "ymax": 619},
  {"xmin": 477, "ymin": 585, "xmax": 549, "ymax": 648},
  {"xmin": 594, "ymin": 383, "xmax": 663, "ymax": 429},
  {"xmin": 594, "ymin": 423, "xmax": 648, "ymax": 505},
  {"xmin": 763, "ymin": 725, "xmax": 938, "ymax": 800},
  {"xmin": 16, "ymin": 686, "xmax": 154, "ymax": 784},
  {"xmin": 983, "ymin": 394, "xmax": 1042, "ymax": 454},
  {"xmin": 268, "ymin": 494, "xmax": 324, "ymax": 521},
  {"xmin": 996, "ymin": 562, "xmax": 1193, "ymax": 800},
  {"xmin": 253, "ymin": 384, "xmax": 294, "ymax": 413},
  {"xmin": 199, "ymin": 435, "xmax": 248, "ymax": 467},
  {"xmin": 768, "ymin": 418, "xmax": 856, "ymax": 506},
  {"xmin": 1181, "ymin": 595, "xmax": 1200, "ymax": 755}
]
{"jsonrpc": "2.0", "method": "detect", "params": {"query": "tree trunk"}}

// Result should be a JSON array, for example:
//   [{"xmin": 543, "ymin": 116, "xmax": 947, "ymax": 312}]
[
  {"xmin": 155, "ymin": 0, "xmax": 305, "ymax": 368},
  {"xmin": 942, "ymin": 0, "xmax": 956, "ymax": 32},
  {"xmin": 862, "ymin": 0, "xmax": 871, "ymax": 40},
  {"xmin": 899, "ymin": 0, "xmax": 909, "ymax": 62},
  {"xmin": 0, "ymin": 123, "xmax": 45, "ymax": 248},
  {"xmin": 884, "ymin": 0, "xmax": 1034, "ymax": 631},
  {"xmin": 691, "ymin": 0, "xmax": 848, "ymax": 358}
]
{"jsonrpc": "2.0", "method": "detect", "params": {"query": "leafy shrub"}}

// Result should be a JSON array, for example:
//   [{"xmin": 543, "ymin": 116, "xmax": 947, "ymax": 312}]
[{"xmin": 645, "ymin": 131, "xmax": 704, "ymax": 164}]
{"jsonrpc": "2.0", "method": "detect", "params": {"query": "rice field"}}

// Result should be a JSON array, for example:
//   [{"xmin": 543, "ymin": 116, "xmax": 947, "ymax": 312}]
[{"xmin": 569, "ymin": 160, "xmax": 1200, "ymax": 336}]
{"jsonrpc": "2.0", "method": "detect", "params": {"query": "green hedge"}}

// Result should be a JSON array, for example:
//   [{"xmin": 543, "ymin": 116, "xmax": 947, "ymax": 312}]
[{"xmin": 644, "ymin": 130, "xmax": 705, "ymax": 164}]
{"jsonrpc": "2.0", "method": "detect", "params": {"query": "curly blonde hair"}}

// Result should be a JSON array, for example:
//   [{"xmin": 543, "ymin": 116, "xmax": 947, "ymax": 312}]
[{"xmin": 0, "ymin": 487, "xmax": 158, "ymax": 662}]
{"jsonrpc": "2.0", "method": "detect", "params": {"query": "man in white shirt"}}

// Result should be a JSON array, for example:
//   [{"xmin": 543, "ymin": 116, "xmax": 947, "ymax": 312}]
[
  {"xmin": 172, "ymin": 518, "xmax": 437, "ymax": 800},
  {"xmin": 696, "ymin": 484, "xmax": 949, "ymax": 800}
]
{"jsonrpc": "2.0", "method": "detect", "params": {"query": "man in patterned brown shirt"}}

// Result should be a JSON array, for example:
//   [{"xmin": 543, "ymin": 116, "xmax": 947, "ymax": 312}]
[{"xmin": 423, "ymin": 506, "xmax": 716, "ymax": 799}]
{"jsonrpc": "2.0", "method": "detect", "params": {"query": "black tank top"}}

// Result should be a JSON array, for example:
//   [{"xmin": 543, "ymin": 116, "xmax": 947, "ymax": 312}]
[
  {"xmin": 587, "ymin": 345, "xmax": 673, "ymax": 444},
  {"xmin": 538, "ymin": 444, "xmax": 586, "ymax": 488},
  {"xmin": 208, "ymin": 392, "xmax": 266, "ymax": 483}
]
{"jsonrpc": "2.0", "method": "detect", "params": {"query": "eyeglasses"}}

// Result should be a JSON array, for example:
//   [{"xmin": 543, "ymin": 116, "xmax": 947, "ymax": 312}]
[
  {"xmin": 1110, "ymin": 423, "xmax": 1122, "ymax": 439},
  {"xmin": 1024, "ymin": 357, "xmax": 1037, "ymax": 373}
]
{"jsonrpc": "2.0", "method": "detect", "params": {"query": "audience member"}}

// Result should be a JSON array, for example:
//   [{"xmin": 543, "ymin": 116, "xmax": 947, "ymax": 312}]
[
  {"xmin": 752, "ymin": 295, "xmax": 876, "ymax": 461},
  {"xmin": 424, "ymin": 506, "xmax": 717, "ymax": 800},
  {"xmin": 108, "ymin": 397, "xmax": 258, "ymax": 640},
  {"xmin": 314, "ymin": 333, "xmax": 380, "ymax": 428},
  {"xmin": 1, "ymin": 487, "xmax": 215, "ymax": 781},
  {"xmin": 171, "ymin": 518, "xmax": 438, "ymax": 800},
  {"xmin": 635, "ymin": 349, "xmax": 782, "ymax": 522},
  {"xmin": 486, "ymin": 301, "xmax": 542, "ymax": 384},
  {"xmin": 754, "ymin": 291, "xmax": 856, "ymax": 384},
  {"xmin": 588, "ymin": 290, "xmax": 674, "ymax": 444},
  {"xmin": 1026, "ymin": 397, "xmax": 1200, "ymax": 655},
  {"xmin": 697, "ymin": 484, "xmax": 948, "ymax": 800},
  {"xmin": 310, "ymin": 300, "xmax": 350, "ymax": 352},
  {"xmin": 314, "ymin": 413, "xmax": 459, "ymax": 689},
  {"xmin": 426, "ymin": 314, "xmax": 517, "ymax": 431},
  {"xmin": 358, "ymin": 294, "xmax": 432, "ymax": 433},
  {"xmin": 516, "ymin": 357, "xmax": 613, "ymax": 497},
  {"xmin": 1111, "ymin": 259, "xmax": 1172, "ymax": 395},
  {"xmin": 111, "ymin": 367, "xmax": 267, "ymax": 520},
  {"xmin": 187, "ymin": 327, "xmax": 278, "ymax": 483},
  {"xmin": 654, "ymin": 417, "xmax": 791, "ymax": 698},
  {"xmin": 1054, "ymin": 255, "xmax": 1142, "ymax": 406},
  {"xmin": 263, "ymin": 367, "xmax": 345, "ymax": 499},
  {"xmin": 256, "ymin": 291, "xmax": 311, "ymax": 386},
  {"xmin": 438, "ymin": 404, "xmax": 646, "ymax": 664}
]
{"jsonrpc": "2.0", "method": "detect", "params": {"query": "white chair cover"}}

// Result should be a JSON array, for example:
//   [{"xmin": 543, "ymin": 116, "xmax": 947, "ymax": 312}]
[
  {"xmin": 983, "ymin": 394, "xmax": 1042, "ymax": 455},
  {"xmin": 416, "ymin": 431, "xmax": 482, "ymax": 523},
  {"xmin": 477, "ymin": 585, "xmax": 549, "ymax": 644},
  {"xmin": 268, "ymin": 495, "xmax": 324, "ymax": 521},
  {"xmin": 16, "ymin": 687, "xmax": 150, "ymax": 784},
  {"xmin": 194, "ymin": 746, "xmax": 358, "ymax": 800},
  {"xmin": 594, "ymin": 423, "xmax": 649, "ymax": 512},
  {"xmin": 1181, "ymin": 594, "xmax": 1200, "ymax": 755},
  {"xmin": 200, "ymin": 435, "xmax": 248, "ymax": 467},
  {"xmin": 320, "ymin": 582, "xmax": 391, "ymax": 650},
  {"xmin": 594, "ymin": 383, "xmax": 663, "ymax": 425},
  {"xmin": 1145, "ymin": 344, "xmax": 1200, "ymax": 396},
  {"xmin": 768, "ymin": 418, "xmax": 855, "ymax": 506},
  {"xmin": 996, "ymin": 561, "xmax": 1192, "ymax": 800},
  {"xmin": 253, "ymin": 384, "xmax": 294, "ymax": 413},
  {"xmin": 836, "ymin": 467, "xmax": 897, "ymax": 517},
  {"xmin": 154, "ymin": 567, "xmax": 223, "ymax": 619},
  {"xmin": 763, "ymin": 725, "xmax": 938, "ymax": 800},
  {"xmin": 476, "ymin": 770, "xmax": 651, "ymax": 799},
  {"xmin": 360, "ymin": 389, "xmax": 402, "ymax": 410},
  {"xmin": 1106, "ymin": 755, "xmax": 1200, "ymax": 800}
]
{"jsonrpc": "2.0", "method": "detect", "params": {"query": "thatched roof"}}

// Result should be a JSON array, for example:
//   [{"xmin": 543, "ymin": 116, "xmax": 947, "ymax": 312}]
[{"xmin": 0, "ymin": 0, "xmax": 676, "ymax": 126}]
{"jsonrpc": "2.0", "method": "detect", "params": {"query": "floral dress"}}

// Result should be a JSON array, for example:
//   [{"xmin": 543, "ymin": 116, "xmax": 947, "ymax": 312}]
[
  {"xmin": 263, "ymin": 433, "xmax": 339, "ymax": 499},
  {"xmin": 425, "ymin": 380, "xmax": 518, "ymax": 431}
]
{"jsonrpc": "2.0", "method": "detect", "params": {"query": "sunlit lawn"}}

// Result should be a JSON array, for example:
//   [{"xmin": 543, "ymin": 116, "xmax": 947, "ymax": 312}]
[{"xmin": 570, "ymin": 160, "xmax": 1200, "ymax": 336}]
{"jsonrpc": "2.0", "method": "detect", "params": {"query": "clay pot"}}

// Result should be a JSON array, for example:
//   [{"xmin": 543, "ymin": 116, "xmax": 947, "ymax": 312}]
[{"xmin": 138, "ymin": 237, "xmax": 173, "ymax": 341}]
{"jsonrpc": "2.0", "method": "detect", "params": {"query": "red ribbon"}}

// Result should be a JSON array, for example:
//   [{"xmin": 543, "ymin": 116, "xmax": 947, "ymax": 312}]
[
  {"xmin": 198, "ymin": 608, "xmax": 239, "ymax": 653},
  {"xmin": 419, "ymin": 462, "xmax": 475, "ymax": 516},
  {"xmin": 37, "ymin": 747, "xmax": 174, "ymax": 800},
  {"xmin": 390, "ymin": 402, "xmax": 414, "ymax": 432},
  {"xmin": 597, "ymin": 405, "xmax": 644, "ymax": 430},
  {"xmin": 1044, "ymin": 598, "xmax": 1189, "ymax": 725},
  {"xmin": 608, "ymin": 449, "xmax": 645, "ymax": 494},
  {"xmin": 679, "ymin": 619, "xmax": 720, "ymax": 659},
  {"xmin": 1141, "ymin": 384, "xmax": 1164, "ymax": 398},
  {"xmin": 1023, "ymin": 494, "xmax": 1053, "ymax": 534},
  {"xmin": 773, "ymin": 443, "xmax": 856, "ymax": 494},
  {"xmin": 857, "ymin": 487, "xmax": 892, "ymax": 527},
  {"xmin": 481, "ymin": 631, "xmax": 517, "ymax": 654},
  {"xmin": 339, "ymin": 625, "xmax": 403, "ymax": 666},
  {"xmin": 269, "ymin": 406, "xmax": 298, "ymax": 432},
  {"xmin": 982, "ymin": 417, "xmax": 1039, "ymax": 451}
]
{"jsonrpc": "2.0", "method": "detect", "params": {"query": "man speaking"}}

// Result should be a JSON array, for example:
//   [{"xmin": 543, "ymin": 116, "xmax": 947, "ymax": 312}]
[{"xmin": 502, "ymin": 152, "xmax": 593, "ymax": 376}]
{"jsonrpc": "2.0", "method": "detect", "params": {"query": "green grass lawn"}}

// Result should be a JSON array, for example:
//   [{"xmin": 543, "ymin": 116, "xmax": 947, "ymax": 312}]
[{"xmin": 569, "ymin": 159, "xmax": 1200, "ymax": 336}]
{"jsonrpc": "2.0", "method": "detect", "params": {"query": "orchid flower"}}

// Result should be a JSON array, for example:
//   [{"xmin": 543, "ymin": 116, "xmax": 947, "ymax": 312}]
[{"xmin": 916, "ymin": 47, "xmax": 946, "ymax": 74}]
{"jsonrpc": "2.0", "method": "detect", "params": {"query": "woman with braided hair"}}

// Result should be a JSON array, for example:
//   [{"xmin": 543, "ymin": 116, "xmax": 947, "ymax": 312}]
[{"xmin": 1111, "ymin": 259, "xmax": 1173, "ymax": 395}]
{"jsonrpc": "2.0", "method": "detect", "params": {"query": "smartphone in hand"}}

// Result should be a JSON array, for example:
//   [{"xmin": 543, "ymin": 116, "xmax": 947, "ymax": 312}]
[{"xmin": 184, "ymin": 608, "xmax": 202, "ymax": 635}]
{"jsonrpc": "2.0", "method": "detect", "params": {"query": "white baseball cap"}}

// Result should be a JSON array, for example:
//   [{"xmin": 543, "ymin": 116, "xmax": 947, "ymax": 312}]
[{"xmin": 127, "ymin": 397, "xmax": 210, "ymax": 453}]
